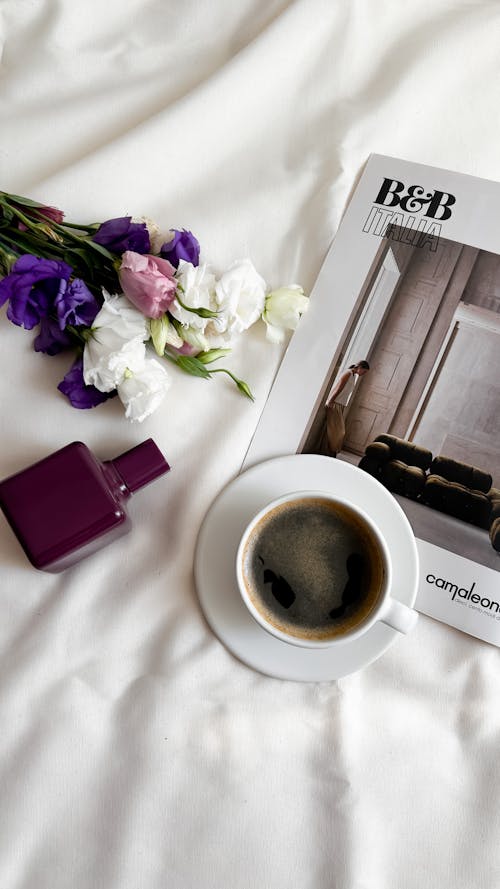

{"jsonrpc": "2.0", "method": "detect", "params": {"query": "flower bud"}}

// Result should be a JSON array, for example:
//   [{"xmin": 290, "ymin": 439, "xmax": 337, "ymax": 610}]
[{"xmin": 262, "ymin": 285, "xmax": 308, "ymax": 343}]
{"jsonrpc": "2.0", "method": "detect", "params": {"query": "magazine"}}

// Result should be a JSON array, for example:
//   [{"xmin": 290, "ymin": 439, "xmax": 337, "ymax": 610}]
[{"xmin": 243, "ymin": 154, "xmax": 500, "ymax": 646}]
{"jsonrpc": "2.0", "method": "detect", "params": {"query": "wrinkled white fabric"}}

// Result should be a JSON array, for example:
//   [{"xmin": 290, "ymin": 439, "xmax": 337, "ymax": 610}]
[{"xmin": 0, "ymin": 2, "xmax": 499, "ymax": 888}]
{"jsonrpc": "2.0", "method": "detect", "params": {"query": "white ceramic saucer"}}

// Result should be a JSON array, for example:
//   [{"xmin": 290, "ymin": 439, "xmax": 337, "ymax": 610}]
[{"xmin": 194, "ymin": 454, "xmax": 419, "ymax": 681}]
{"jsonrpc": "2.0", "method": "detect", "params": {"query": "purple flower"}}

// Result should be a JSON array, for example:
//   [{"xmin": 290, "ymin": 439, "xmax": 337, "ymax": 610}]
[
  {"xmin": 0, "ymin": 254, "xmax": 72, "ymax": 329},
  {"xmin": 93, "ymin": 217, "xmax": 151, "ymax": 254},
  {"xmin": 34, "ymin": 317, "xmax": 72, "ymax": 355},
  {"xmin": 57, "ymin": 356, "xmax": 117, "ymax": 409},
  {"xmin": 55, "ymin": 278, "xmax": 100, "ymax": 330},
  {"xmin": 160, "ymin": 229, "xmax": 200, "ymax": 268}
]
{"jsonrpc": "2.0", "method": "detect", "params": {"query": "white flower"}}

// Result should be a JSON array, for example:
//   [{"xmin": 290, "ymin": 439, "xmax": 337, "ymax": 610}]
[
  {"xmin": 90, "ymin": 292, "xmax": 149, "ymax": 340},
  {"xmin": 135, "ymin": 216, "xmax": 163, "ymax": 254},
  {"xmin": 117, "ymin": 358, "xmax": 171, "ymax": 423},
  {"xmin": 262, "ymin": 285, "xmax": 308, "ymax": 343},
  {"xmin": 169, "ymin": 261, "xmax": 217, "ymax": 331},
  {"xmin": 213, "ymin": 258, "xmax": 267, "ymax": 336},
  {"xmin": 83, "ymin": 293, "xmax": 149, "ymax": 392}
]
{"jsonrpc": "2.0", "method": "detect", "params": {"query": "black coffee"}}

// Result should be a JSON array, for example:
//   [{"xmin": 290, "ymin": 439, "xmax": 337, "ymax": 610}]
[{"xmin": 240, "ymin": 496, "xmax": 385, "ymax": 640}]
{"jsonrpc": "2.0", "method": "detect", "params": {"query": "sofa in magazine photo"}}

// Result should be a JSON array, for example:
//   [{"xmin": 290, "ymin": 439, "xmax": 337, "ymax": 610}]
[{"xmin": 359, "ymin": 434, "xmax": 500, "ymax": 553}]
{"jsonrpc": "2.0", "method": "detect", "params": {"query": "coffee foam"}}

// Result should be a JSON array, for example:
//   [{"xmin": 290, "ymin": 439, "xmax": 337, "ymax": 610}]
[{"xmin": 240, "ymin": 497, "xmax": 385, "ymax": 641}]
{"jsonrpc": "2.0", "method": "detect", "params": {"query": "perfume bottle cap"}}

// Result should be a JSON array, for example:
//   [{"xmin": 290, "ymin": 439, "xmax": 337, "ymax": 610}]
[{"xmin": 111, "ymin": 439, "xmax": 170, "ymax": 493}]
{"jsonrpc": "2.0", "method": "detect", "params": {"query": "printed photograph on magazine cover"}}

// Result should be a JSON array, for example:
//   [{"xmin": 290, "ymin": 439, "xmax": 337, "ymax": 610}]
[{"xmin": 301, "ymin": 225, "xmax": 500, "ymax": 573}]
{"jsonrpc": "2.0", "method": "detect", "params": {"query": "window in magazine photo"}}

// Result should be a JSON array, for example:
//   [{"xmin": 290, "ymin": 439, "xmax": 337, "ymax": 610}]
[{"xmin": 301, "ymin": 227, "xmax": 500, "ymax": 573}]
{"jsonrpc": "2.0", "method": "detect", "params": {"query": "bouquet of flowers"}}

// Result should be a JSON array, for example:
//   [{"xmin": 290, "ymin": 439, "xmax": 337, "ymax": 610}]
[{"xmin": 0, "ymin": 192, "xmax": 308, "ymax": 422}]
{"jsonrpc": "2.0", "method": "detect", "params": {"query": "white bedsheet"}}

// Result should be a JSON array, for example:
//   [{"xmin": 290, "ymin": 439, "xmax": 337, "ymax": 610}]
[{"xmin": 1, "ymin": 2, "xmax": 499, "ymax": 887}]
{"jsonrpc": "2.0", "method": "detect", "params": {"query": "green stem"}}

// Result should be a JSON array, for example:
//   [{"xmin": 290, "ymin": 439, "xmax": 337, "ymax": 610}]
[
  {"xmin": 0, "ymin": 200, "xmax": 113, "ymax": 263},
  {"xmin": 56, "ymin": 220, "xmax": 100, "ymax": 233},
  {"xmin": 0, "ymin": 195, "xmax": 97, "ymax": 236},
  {"xmin": 0, "ymin": 200, "xmax": 48, "ymax": 235},
  {"xmin": 0, "ymin": 242, "xmax": 20, "ymax": 275},
  {"xmin": 209, "ymin": 368, "xmax": 254, "ymax": 400},
  {"xmin": 0, "ymin": 237, "xmax": 22, "ymax": 257},
  {"xmin": 0, "ymin": 228, "xmax": 67, "ymax": 258},
  {"xmin": 65, "ymin": 324, "xmax": 88, "ymax": 345},
  {"xmin": 175, "ymin": 290, "xmax": 220, "ymax": 319}
]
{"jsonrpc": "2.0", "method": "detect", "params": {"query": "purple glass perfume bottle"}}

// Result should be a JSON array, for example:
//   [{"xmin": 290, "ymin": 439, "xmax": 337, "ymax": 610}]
[{"xmin": 0, "ymin": 439, "xmax": 170, "ymax": 572}]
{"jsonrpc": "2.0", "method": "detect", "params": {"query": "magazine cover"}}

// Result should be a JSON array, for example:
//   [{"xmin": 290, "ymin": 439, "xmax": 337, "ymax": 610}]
[{"xmin": 243, "ymin": 154, "xmax": 500, "ymax": 646}]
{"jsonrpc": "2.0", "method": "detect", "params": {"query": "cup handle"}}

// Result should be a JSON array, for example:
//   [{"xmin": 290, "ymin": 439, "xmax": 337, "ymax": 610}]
[{"xmin": 379, "ymin": 597, "xmax": 418, "ymax": 635}]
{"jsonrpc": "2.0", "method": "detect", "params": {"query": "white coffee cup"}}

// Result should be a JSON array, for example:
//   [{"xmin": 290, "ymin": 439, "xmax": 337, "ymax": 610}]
[{"xmin": 236, "ymin": 490, "xmax": 418, "ymax": 648}]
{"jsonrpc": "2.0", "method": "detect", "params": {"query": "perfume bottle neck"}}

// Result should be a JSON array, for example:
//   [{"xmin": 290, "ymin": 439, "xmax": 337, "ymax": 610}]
[
  {"xmin": 104, "ymin": 439, "xmax": 170, "ymax": 497},
  {"xmin": 102, "ymin": 460, "xmax": 132, "ymax": 500}
]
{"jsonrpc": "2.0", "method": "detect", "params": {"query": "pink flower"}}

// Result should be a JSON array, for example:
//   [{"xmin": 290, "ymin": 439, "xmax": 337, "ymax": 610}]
[
  {"xmin": 15, "ymin": 202, "xmax": 64, "ymax": 227},
  {"xmin": 118, "ymin": 251, "xmax": 177, "ymax": 319},
  {"xmin": 36, "ymin": 204, "xmax": 65, "ymax": 224}
]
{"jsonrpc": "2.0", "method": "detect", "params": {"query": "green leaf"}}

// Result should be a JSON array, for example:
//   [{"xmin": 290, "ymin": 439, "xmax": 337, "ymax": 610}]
[
  {"xmin": 0, "ymin": 206, "xmax": 14, "ymax": 225},
  {"xmin": 0, "ymin": 192, "xmax": 48, "ymax": 209},
  {"xmin": 64, "ymin": 324, "xmax": 89, "ymax": 345},
  {"xmin": 81, "ymin": 238, "xmax": 117, "ymax": 262},
  {"xmin": 65, "ymin": 246, "xmax": 93, "ymax": 272},
  {"xmin": 165, "ymin": 350, "xmax": 254, "ymax": 399},
  {"xmin": 172, "ymin": 355, "xmax": 212, "ymax": 379},
  {"xmin": 60, "ymin": 221, "xmax": 100, "ymax": 233}
]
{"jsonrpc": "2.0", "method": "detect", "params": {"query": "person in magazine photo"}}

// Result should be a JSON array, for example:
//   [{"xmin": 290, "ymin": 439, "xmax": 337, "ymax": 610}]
[
  {"xmin": 304, "ymin": 227, "xmax": 500, "ymax": 573},
  {"xmin": 323, "ymin": 360, "xmax": 370, "ymax": 456}
]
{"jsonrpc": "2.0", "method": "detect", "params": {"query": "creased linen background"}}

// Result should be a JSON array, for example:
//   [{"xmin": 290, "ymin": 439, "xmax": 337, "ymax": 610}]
[{"xmin": 1, "ymin": 2, "xmax": 499, "ymax": 887}]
